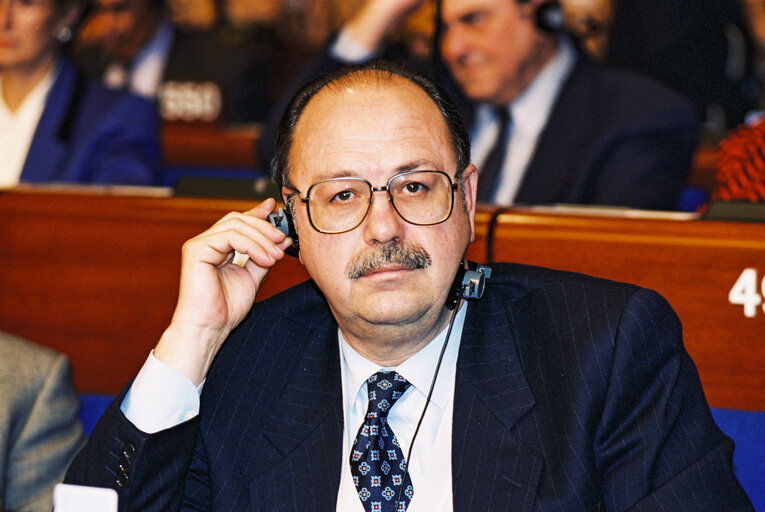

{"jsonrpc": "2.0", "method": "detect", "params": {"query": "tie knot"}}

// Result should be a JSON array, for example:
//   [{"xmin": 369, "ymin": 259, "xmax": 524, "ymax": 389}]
[{"xmin": 366, "ymin": 371, "xmax": 410, "ymax": 418}]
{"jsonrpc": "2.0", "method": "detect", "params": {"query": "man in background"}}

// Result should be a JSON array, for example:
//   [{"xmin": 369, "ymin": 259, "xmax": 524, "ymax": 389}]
[
  {"xmin": 73, "ymin": 0, "xmax": 273, "ymax": 122},
  {"xmin": 262, "ymin": 0, "xmax": 699, "ymax": 210}
]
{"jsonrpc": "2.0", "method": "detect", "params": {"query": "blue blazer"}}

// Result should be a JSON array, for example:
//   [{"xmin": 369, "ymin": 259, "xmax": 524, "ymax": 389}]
[
  {"xmin": 65, "ymin": 263, "xmax": 752, "ymax": 510},
  {"xmin": 19, "ymin": 59, "xmax": 161, "ymax": 186}
]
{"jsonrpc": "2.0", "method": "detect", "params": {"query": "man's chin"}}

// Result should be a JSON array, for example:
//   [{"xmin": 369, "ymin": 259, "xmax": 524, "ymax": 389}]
[{"xmin": 350, "ymin": 285, "xmax": 433, "ymax": 322}]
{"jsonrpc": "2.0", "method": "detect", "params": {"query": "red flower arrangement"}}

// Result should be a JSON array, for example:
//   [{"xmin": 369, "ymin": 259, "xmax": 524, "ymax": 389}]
[{"xmin": 714, "ymin": 116, "xmax": 765, "ymax": 202}]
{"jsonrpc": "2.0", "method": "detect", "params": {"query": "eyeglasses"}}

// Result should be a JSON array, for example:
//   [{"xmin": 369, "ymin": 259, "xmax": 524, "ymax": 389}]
[{"xmin": 290, "ymin": 170, "xmax": 459, "ymax": 234}]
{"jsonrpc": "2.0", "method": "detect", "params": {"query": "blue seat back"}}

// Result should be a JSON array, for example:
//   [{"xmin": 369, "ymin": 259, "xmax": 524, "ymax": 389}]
[{"xmin": 711, "ymin": 407, "xmax": 765, "ymax": 510}]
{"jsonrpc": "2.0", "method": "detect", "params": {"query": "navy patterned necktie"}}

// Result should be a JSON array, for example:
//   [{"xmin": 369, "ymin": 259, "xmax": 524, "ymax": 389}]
[{"xmin": 350, "ymin": 371, "xmax": 414, "ymax": 512}]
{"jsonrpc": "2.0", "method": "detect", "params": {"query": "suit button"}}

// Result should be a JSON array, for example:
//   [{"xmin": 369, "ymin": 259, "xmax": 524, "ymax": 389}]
[
  {"xmin": 116, "ymin": 470, "xmax": 129, "ymax": 487},
  {"xmin": 122, "ymin": 442, "xmax": 136, "ymax": 459},
  {"xmin": 119, "ymin": 455, "xmax": 131, "ymax": 473}
]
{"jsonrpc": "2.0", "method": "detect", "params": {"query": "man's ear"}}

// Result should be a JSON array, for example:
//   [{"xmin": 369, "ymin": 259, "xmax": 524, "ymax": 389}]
[
  {"xmin": 515, "ymin": 0, "xmax": 551, "ymax": 21},
  {"xmin": 514, "ymin": 0, "xmax": 538, "ymax": 18},
  {"xmin": 462, "ymin": 163, "xmax": 478, "ymax": 243},
  {"xmin": 280, "ymin": 187, "xmax": 304, "ymax": 263}
]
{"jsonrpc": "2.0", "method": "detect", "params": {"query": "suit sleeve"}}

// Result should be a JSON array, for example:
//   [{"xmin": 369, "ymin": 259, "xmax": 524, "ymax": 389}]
[
  {"xmin": 594, "ymin": 288, "xmax": 753, "ymax": 511},
  {"xmin": 6, "ymin": 354, "xmax": 85, "ymax": 512},
  {"xmin": 64, "ymin": 385, "xmax": 204, "ymax": 512}
]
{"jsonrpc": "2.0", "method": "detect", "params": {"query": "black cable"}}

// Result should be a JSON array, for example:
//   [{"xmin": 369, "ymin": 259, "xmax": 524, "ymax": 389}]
[
  {"xmin": 394, "ymin": 301, "xmax": 461, "ymax": 508},
  {"xmin": 485, "ymin": 207, "xmax": 510, "ymax": 264}
]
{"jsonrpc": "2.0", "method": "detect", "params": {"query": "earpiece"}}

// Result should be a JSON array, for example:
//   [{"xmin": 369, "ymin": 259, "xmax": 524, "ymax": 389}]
[
  {"xmin": 535, "ymin": 1, "xmax": 564, "ymax": 33},
  {"xmin": 445, "ymin": 262, "xmax": 492, "ymax": 310},
  {"xmin": 268, "ymin": 207, "xmax": 300, "ymax": 257},
  {"xmin": 515, "ymin": 0, "xmax": 564, "ymax": 33}
]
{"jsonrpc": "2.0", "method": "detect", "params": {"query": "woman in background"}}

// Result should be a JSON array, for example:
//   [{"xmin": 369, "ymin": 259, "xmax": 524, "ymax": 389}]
[{"xmin": 0, "ymin": 0, "xmax": 161, "ymax": 186}]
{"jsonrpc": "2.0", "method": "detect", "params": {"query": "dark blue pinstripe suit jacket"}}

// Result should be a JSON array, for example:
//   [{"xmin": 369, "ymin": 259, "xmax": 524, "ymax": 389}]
[{"xmin": 65, "ymin": 263, "xmax": 753, "ymax": 511}]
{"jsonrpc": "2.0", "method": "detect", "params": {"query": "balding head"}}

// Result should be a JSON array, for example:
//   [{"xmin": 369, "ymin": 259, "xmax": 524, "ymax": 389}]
[{"xmin": 271, "ymin": 61, "xmax": 470, "ymax": 193}]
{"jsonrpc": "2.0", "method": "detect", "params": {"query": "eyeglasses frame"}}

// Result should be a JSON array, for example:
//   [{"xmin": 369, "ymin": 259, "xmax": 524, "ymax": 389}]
[{"xmin": 287, "ymin": 170, "xmax": 459, "ymax": 234}]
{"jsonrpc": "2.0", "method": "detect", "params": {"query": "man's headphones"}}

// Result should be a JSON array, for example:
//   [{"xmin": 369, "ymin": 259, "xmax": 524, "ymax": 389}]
[
  {"xmin": 445, "ymin": 262, "xmax": 492, "ymax": 310},
  {"xmin": 268, "ymin": 207, "xmax": 300, "ymax": 257},
  {"xmin": 516, "ymin": 0, "xmax": 564, "ymax": 33}
]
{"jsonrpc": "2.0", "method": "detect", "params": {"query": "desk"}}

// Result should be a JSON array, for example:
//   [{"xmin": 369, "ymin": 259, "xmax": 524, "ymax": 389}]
[
  {"xmin": 472, "ymin": 206, "xmax": 765, "ymax": 411},
  {"xmin": 0, "ymin": 187, "xmax": 308, "ymax": 394},
  {"xmin": 161, "ymin": 121, "xmax": 261, "ymax": 168},
  {"xmin": 1, "ymin": 188, "xmax": 762, "ymax": 409}
]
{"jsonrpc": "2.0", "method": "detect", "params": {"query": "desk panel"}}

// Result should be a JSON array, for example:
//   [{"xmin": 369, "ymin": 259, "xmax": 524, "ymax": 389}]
[{"xmin": 0, "ymin": 188, "xmax": 308, "ymax": 394}]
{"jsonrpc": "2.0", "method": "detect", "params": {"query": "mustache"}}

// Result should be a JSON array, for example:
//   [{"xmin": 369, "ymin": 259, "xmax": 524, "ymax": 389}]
[{"xmin": 346, "ymin": 242, "xmax": 432, "ymax": 279}]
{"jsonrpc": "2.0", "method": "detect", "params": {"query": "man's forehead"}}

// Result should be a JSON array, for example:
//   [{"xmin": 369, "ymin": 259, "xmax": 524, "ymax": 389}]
[
  {"xmin": 289, "ymin": 76, "xmax": 454, "ymax": 180},
  {"xmin": 308, "ymin": 73, "xmax": 438, "ymax": 117},
  {"xmin": 294, "ymin": 74, "xmax": 448, "ymax": 146}
]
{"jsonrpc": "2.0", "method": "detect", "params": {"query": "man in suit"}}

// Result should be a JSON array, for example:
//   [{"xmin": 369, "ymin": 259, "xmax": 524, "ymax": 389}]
[
  {"xmin": 72, "ymin": 0, "xmax": 272, "ymax": 123},
  {"xmin": 0, "ymin": 332, "xmax": 85, "ymax": 512},
  {"xmin": 261, "ymin": 0, "xmax": 699, "ymax": 210},
  {"xmin": 65, "ymin": 62, "xmax": 752, "ymax": 510}
]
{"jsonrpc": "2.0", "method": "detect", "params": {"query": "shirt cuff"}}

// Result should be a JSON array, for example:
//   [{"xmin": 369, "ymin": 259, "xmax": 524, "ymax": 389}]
[
  {"xmin": 120, "ymin": 350, "xmax": 203, "ymax": 434},
  {"xmin": 330, "ymin": 29, "xmax": 377, "ymax": 63}
]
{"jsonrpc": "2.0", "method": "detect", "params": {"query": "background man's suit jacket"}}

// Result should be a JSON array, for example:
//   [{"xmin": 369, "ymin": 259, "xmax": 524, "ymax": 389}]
[
  {"xmin": 508, "ymin": 56, "xmax": 698, "ymax": 210},
  {"xmin": 66, "ymin": 263, "xmax": 752, "ymax": 511},
  {"xmin": 0, "ymin": 332, "xmax": 85, "ymax": 512},
  {"xmin": 19, "ymin": 58, "xmax": 161, "ymax": 186},
  {"xmin": 259, "ymin": 45, "xmax": 698, "ymax": 211}
]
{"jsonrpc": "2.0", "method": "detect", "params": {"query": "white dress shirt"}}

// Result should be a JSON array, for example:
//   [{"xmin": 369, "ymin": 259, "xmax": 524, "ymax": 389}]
[
  {"xmin": 337, "ymin": 304, "xmax": 466, "ymax": 512},
  {"xmin": 0, "ymin": 68, "xmax": 55, "ymax": 187},
  {"xmin": 122, "ymin": 304, "xmax": 467, "ymax": 512},
  {"xmin": 470, "ymin": 36, "xmax": 577, "ymax": 205}
]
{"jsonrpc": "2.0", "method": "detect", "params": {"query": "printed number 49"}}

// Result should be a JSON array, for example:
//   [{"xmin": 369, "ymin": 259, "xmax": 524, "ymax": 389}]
[{"xmin": 729, "ymin": 268, "xmax": 764, "ymax": 318}]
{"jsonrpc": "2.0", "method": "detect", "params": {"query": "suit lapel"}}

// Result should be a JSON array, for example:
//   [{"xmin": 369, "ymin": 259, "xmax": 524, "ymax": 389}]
[
  {"xmin": 515, "ymin": 57, "xmax": 597, "ymax": 205},
  {"xmin": 250, "ymin": 317, "xmax": 344, "ymax": 511},
  {"xmin": 21, "ymin": 60, "xmax": 76, "ymax": 182},
  {"xmin": 452, "ymin": 297, "xmax": 542, "ymax": 511}
]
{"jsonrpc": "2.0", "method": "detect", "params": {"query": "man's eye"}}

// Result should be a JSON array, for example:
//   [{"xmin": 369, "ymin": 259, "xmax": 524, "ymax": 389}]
[
  {"xmin": 331, "ymin": 190, "xmax": 355, "ymax": 202},
  {"xmin": 403, "ymin": 182, "xmax": 427, "ymax": 194},
  {"xmin": 461, "ymin": 11, "xmax": 486, "ymax": 26}
]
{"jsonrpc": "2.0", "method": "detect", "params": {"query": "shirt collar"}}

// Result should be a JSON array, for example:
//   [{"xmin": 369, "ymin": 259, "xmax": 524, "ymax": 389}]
[
  {"xmin": 511, "ymin": 35, "xmax": 577, "ymax": 135},
  {"xmin": 340, "ymin": 303, "xmax": 468, "ymax": 412}
]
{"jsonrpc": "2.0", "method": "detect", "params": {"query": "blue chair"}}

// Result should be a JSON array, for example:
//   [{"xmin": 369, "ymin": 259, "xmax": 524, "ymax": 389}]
[
  {"xmin": 78, "ymin": 393, "xmax": 114, "ymax": 436},
  {"xmin": 711, "ymin": 408, "xmax": 765, "ymax": 511}
]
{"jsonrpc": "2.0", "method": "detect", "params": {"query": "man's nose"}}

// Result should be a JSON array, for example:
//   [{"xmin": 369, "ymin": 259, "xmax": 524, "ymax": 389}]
[{"xmin": 362, "ymin": 190, "xmax": 404, "ymax": 245}]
